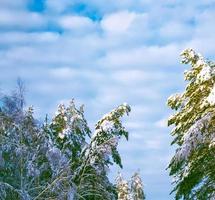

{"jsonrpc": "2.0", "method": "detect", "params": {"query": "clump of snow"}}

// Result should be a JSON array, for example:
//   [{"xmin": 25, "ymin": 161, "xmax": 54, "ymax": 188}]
[
  {"xmin": 58, "ymin": 132, "xmax": 65, "ymax": 139},
  {"xmin": 58, "ymin": 128, "xmax": 70, "ymax": 139},
  {"xmin": 175, "ymin": 113, "xmax": 212, "ymax": 162},
  {"xmin": 207, "ymin": 86, "xmax": 215, "ymax": 105},
  {"xmin": 46, "ymin": 145, "xmax": 68, "ymax": 175},
  {"xmin": 180, "ymin": 48, "xmax": 197, "ymax": 64},
  {"xmin": 197, "ymin": 64, "xmax": 212, "ymax": 82},
  {"xmin": 209, "ymin": 137, "xmax": 215, "ymax": 148},
  {"xmin": 97, "ymin": 136, "xmax": 119, "ymax": 155},
  {"xmin": 181, "ymin": 48, "xmax": 214, "ymax": 83},
  {"xmin": 27, "ymin": 160, "xmax": 40, "ymax": 177},
  {"xmin": 168, "ymin": 94, "xmax": 181, "ymax": 102},
  {"xmin": 100, "ymin": 120, "xmax": 114, "ymax": 132}
]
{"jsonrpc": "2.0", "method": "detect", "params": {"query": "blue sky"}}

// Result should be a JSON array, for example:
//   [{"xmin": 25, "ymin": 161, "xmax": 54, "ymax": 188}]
[{"xmin": 0, "ymin": 0, "xmax": 215, "ymax": 199}]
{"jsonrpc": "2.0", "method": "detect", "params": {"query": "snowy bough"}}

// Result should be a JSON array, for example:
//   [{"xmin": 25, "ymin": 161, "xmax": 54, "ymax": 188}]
[
  {"xmin": 167, "ymin": 48, "xmax": 215, "ymax": 199},
  {"xmin": 0, "ymin": 84, "xmax": 145, "ymax": 200}
]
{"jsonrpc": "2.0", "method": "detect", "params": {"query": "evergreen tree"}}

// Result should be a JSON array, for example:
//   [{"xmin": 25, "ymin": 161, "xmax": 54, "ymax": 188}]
[
  {"xmin": 167, "ymin": 48, "xmax": 215, "ymax": 199},
  {"xmin": 0, "ymin": 83, "xmax": 145, "ymax": 199},
  {"xmin": 116, "ymin": 172, "xmax": 145, "ymax": 200}
]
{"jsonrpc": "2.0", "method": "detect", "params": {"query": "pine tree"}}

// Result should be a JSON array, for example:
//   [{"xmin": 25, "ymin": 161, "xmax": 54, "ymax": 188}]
[
  {"xmin": 131, "ymin": 172, "xmax": 145, "ymax": 200},
  {"xmin": 167, "ymin": 48, "xmax": 215, "ymax": 199},
  {"xmin": 116, "ymin": 172, "xmax": 145, "ymax": 200},
  {"xmin": 0, "ymin": 84, "xmax": 74, "ymax": 199},
  {"xmin": 0, "ymin": 83, "xmax": 144, "ymax": 199},
  {"xmin": 116, "ymin": 173, "xmax": 130, "ymax": 200},
  {"xmin": 73, "ymin": 103, "xmax": 131, "ymax": 200}
]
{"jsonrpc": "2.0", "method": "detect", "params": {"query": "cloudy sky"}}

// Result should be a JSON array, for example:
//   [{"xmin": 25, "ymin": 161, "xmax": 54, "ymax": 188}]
[{"xmin": 0, "ymin": 0, "xmax": 215, "ymax": 199}]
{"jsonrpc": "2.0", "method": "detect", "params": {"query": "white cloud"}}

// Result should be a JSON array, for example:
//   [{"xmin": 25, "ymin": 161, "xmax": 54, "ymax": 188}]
[
  {"xmin": 0, "ymin": 10, "xmax": 45, "ymax": 29},
  {"xmin": 0, "ymin": 32, "xmax": 59, "ymax": 45},
  {"xmin": 59, "ymin": 15, "xmax": 95, "ymax": 30},
  {"xmin": 101, "ymin": 10, "xmax": 137, "ymax": 34},
  {"xmin": 112, "ymin": 69, "xmax": 167, "ymax": 84},
  {"xmin": 1, "ymin": 1, "xmax": 215, "ymax": 199},
  {"xmin": 125, "ymin": 121, "xmax": 147, "ymax": 130},
  {"xmin": 160, "ymin": 21, "xmax": 193, "ymax": 40},
  {"xmin": 49, "ymin": 67, "xmax": 77, "ymax": 78},
  {"xmin": 155, "ymin": 117, "xmax": 168, "ymax": 128},
  {"xmin": 144, "ymin": 139, "xmax": 163, "ymax": 150},
  {"xmin": 97, "ymin": 44, "xmax": 181, "ymax": 69}
]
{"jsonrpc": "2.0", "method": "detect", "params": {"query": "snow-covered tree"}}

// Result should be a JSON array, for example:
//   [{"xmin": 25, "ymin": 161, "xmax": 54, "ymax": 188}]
[
  {"xmin": 116, "ymin": 172, "xmax": 145, "ymax": 200},
  {"xmin": 0, "ymin": 83, "xmax": 145, "ymax": 199},
  {"xmin": 116, "ymin": 173, "xmax": 130, "ymax": 200},
  {"xmin": 131, "ymin": 172, "xmax": 145, "ymax": 200},
  {"xmin": 167, "ymin": 48, "xmax": 215, "ymax": 199},
  {"xmin": 0, "ymin": 84, "xmax": 74, "ymax": 199}
]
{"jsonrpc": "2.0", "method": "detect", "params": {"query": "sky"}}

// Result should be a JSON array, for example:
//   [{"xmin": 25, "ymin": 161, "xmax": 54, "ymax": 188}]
[{"xmin": 0, "ymin": 0, "xmax": 215, "ymax": 199}]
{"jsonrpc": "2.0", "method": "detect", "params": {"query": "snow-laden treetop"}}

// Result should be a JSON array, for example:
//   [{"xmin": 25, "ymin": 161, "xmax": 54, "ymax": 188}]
[{"xmin": 167, "ymin": 48, "xmax": 215, "ymax": 199}]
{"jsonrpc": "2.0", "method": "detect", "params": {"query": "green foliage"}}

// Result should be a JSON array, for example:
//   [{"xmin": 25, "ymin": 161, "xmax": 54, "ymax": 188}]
[
  {"xmin": 167, "ymin": 48, "xmax": 215, "ymax": 199},
  {"xmin": 73, "ymin": 103, "xmax": 131, "ymax": 199},
  {"xmin": 0, "ymin": 84, "xmax": 144, "ymax": 199}
]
